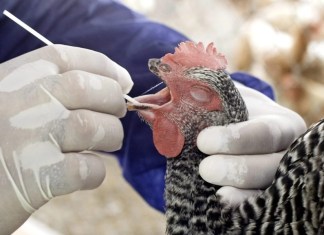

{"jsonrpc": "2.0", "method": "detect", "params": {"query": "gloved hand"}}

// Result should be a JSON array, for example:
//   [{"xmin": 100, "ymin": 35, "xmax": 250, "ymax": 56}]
[
  {"xmin": 198, "ymin": 82, "xmax": 306, "ymax": 205},
  {"xmin": 0, "ymin": 45, "xmax": 133, "ymax": 234}
]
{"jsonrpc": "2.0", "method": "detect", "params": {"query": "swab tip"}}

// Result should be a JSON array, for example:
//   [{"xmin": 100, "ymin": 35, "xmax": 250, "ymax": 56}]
[{"xmin": 123, "ymin": 94, "xmax": 140, "ymax": 104}]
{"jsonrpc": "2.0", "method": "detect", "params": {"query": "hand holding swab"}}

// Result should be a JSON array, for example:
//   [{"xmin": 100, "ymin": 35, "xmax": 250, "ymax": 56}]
[{"xmin": 2, "ymin": 10, "xmax": 148, "ymax": 105}]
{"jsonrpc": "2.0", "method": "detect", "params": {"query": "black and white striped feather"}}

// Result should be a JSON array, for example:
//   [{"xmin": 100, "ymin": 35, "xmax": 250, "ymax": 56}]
[{"xmin": 164, "ymin": 68, "xmax": 323, "ymax": 235}]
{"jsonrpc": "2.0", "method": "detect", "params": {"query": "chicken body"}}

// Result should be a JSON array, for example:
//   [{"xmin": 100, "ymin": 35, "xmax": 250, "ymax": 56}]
[
  {"xmin": 129, "ymin": 42, "xmax": 323, "ymax": 234},
  {"xmin": 166, "ymin": 118, "xmax": 324, "ymax": 235}
]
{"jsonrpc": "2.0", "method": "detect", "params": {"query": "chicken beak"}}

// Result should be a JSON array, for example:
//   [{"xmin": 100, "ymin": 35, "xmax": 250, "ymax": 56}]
[
  {"xmin": 127, "ymin": 102, "xmax": 155, "ymax": 111},
  {"xmin": 124, "ymin": 94, "xmax": 153, "ymax": 111},
  {"xmin": 125, "ymin": 85, "xmax": 172, "ymax": 112}
]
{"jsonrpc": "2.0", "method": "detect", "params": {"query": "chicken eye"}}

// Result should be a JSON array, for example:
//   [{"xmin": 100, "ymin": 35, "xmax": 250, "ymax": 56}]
[
  {"xmin": 189, "ymin": 86, "xmax": 212, "ymax": 103},
  {"xmin": 159, "ymin": 63, "xmax": 171, "ymax": 73}
]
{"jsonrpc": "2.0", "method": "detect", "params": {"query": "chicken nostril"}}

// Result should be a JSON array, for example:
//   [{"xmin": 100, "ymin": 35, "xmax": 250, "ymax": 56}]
[{"xmin": 148, "ymin": 58, "xmax": 161, "ymax": 75}]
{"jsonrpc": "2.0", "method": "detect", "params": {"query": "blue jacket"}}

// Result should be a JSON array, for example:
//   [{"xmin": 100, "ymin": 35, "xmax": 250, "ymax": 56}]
[{"xmin": 0, "ymin": 0, "xmax": 274, "ymax": 212}]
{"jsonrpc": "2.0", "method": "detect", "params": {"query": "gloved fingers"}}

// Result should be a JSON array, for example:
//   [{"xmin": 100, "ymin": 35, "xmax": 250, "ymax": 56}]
[
  {"xmin": 197, "ymin": 118, "xmax": 294, "ymax": 155},
  {"xmin": 56, "ymin": 109, "xmax": 124, "ymax": 153},
  {"xmin": 3, "ymin": 145, "xmax": 105, "ymax": 211},
  {"xmin": 42, "ymin": 70, "xmax": 127, "ymax": 117},
  {"xmin": 0, "ymin": 45, "xmax": 133, "ymax": 94},
  {"xmin": 216, "ymin": 186, "xmax": 262, "ymax": 206},
  {"xmin": 197, "ymin": 83, "xmax": 306, "ymax": 155},
  {"xmin": 44, "ymin": 152, "xmax": 106, "ymax": 198},
  {"xmin": 199, "ymin": 151, "xmax": 285, "ymax": 189},
  {"xmin": 0, "ymin": 60, "xmax": 59, "ymax": 92}
]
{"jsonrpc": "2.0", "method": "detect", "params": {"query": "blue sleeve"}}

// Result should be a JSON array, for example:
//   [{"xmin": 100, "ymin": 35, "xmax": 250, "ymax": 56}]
[
  {"xmin": 0, "ymin": 0, "xmax": 274, "ymax": 212},
  {"xmin": 231, "ymin": 72, "xmax": 275, "ymax": 100}
]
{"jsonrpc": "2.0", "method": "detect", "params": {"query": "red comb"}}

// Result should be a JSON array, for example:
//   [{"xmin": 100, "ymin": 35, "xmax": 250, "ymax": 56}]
[{"xmin": 161, "ymin": 41, "xmax": 227, "ymax": 71}]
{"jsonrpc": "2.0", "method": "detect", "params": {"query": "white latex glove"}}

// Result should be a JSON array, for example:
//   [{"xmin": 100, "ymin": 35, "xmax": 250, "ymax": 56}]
[
  {"xmin": 198, "ymin": 82, "xmax": 306, "ymax": 205},
  {"xmin": 0, "ymin": 45, "xmax": 133, "ymax": 234}
]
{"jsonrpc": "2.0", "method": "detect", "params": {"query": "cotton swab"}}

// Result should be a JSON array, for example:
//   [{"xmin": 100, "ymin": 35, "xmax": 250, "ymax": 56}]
[
  {"xmin": 123, "ymin": 94, "xmax": 140, "ymax": 104},
  {"xmin": 2, "ymin": 10, "xmax": 147, "ymax": 105},
  {"xmin": 3, "ymin": 10, "xmax": 54, "ymax": 46}
]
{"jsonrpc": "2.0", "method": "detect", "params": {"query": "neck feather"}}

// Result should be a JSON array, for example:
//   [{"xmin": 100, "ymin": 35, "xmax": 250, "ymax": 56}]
[{"xmin": 165, "ymin": 145, "xmax": 229, "ymax": 234}]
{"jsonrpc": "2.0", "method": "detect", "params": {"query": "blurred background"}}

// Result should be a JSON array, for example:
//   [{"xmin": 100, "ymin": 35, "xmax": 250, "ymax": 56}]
[
  {"xmin": 123, "ymin": 0, "xmax": 324, "ymax": 125},
  {"xmin": 15, "ymin": 0, "xmax": 324, "ymax": 234}
]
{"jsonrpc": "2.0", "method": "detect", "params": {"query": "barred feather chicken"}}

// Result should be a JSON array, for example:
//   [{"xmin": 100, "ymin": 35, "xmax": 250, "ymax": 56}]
[{"xmin": 128, "ymin": 41, "xmax": 324, "ymax": 234}]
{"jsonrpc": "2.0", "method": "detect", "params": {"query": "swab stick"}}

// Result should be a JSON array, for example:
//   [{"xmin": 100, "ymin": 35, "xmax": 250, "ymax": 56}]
[
  {"xmin": 3, "ymin": 10, "xmax": 53, "ymax": 46},
  {"xmin": 123, "ymin": 94, "xmax": 140, "ymax": 104}
]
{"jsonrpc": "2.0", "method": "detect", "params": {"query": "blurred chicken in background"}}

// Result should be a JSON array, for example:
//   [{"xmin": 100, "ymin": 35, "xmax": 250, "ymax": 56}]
[{"xmin": 233, "ymin": 0, "xmax": 324, "ymax": 124}]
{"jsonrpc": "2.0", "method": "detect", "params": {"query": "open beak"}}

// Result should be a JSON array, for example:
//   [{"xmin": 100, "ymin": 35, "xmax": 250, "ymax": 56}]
[
  {"xmin": 127, "ymin": 102, "xmax": 159, "ymax": 111},
  {"xmin": 127, "ymin": 58, "xmax": 173, "ymax": 112},
  {"xmin": 126, "ymin": 87, "xmax": 172, "ymax": 111}
]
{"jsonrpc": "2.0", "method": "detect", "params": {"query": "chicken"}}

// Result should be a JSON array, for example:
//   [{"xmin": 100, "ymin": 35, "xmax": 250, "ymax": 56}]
[{"xmin": 128, "ymin": 41, "xmax": 324, "ymax": 234}]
